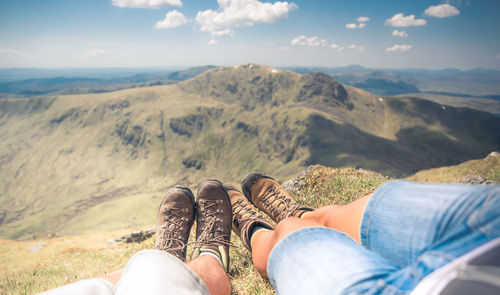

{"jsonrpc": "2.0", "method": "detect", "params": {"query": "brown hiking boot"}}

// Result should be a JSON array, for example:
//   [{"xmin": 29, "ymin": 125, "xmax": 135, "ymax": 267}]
[
  {"xmin": 241, "ymin": 172, "xmax": 314, "ymax": 223},
  {"xmin": 191, "ymin": 180, "xmax": 232, "ymax": 272},
  {"xmin": 224, "ymin": 183, "xmax": 274, "ymax": 251},
  {"xmin": 155, "ymin": 185, "xmax": 195, "ymax": 261}
]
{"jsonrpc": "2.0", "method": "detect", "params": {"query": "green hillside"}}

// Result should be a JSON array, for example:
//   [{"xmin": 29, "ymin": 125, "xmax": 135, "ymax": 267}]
[
  {"xmin": 1, "ymin": 64, "xmax": 499, "ymax": 239},
  {"xmin": 2, "ymin": 160, "xmax": 498, "ymax": 295}
]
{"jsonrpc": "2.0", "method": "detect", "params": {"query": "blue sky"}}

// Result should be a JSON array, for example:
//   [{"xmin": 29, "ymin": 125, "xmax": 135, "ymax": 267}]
[{"xmin": 1, "ymin": 0, "xmax": 499, "ymax": 69}]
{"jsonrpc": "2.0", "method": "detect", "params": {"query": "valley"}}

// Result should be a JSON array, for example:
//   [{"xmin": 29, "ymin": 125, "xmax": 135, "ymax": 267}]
[{"xmin": 0, "ymin": 64, "xmax": 499, "ymax": 239}]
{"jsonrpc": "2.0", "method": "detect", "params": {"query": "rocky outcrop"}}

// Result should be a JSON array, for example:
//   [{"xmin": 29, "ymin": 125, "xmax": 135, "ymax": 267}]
[
  {"xmin": 455, "ymin": 175, "xmax": 498, "ymax": 185},
  {"xmin": 113, "ymin": 227, "xmax": 155, "ymax": 243}
]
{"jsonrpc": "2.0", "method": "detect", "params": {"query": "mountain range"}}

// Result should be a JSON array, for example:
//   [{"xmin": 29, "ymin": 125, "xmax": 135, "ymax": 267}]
[{"xmin": 0, "ymin": 64, "xmax": 499, "ymax": 239}]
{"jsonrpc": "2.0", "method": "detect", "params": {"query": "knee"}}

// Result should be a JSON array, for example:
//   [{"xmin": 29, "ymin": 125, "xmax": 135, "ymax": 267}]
[{"xmin": 274, "ymin": 217, "xmax": 323, "ymax": 241}]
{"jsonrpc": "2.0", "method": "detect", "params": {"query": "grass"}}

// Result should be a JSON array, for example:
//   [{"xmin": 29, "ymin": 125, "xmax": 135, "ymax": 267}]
[
  {"xmin": 407, "ymin": 153, "xmax": 500, "ymax": 183},
  {"xmin": 0, "ymin": 165, "xmax": 389, "ymax": 295},
  {"xmin": 1, "ymin": 158, "xmax": 498, "ymax": 294}
]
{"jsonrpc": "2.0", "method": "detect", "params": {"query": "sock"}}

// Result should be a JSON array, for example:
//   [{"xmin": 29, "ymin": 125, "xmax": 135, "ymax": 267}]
[
  {"xmin": 199, "ymin": 249, "xmax": 223, "ymax": 268},
  {"xmin": 249, "ymin": 225, "xmax": 270, "ymax": 247},
  {"xmin": 250, "ymin": 225, "xmax": 269, "ymax": 237},
  {"xmin": 300, "ymin": 211, "xmax": 311, "ymax": 218}
]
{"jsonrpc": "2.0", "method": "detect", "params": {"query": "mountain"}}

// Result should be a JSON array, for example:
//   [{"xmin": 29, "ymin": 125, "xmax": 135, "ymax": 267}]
[
  {"xmin": 288, "ymin": 66, "xmax": 500, "ymax": 97},
  {"xmin": 166, "ymin": 65, "xmax": 217, "ymax": 81},
  {"xmin": 1, "ymin": 64, "xmax": 499, "ymax": 239},
  {"xmin": 0, "ymin": 66, "xmax": 216, "ymax": 97}
]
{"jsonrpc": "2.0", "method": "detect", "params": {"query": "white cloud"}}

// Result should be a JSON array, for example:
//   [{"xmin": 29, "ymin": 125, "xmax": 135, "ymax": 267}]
[
  {"xmin": 291, "ymin": 35, "xmax": 327, "ymax": 47},
  {"xmin": 195, "ymin": 0, "xmax": 297, "ymax": 37},
  {"xmin": 208, "ymin": 39, "xmax": 219, "ymax": 45},
  {"xmin": 385, "ymin": 13, "xmax": 427, "ymax": 27},
  {"xmin": 212, "ymin": 28, "xmax": 234, "ymax": 37},
  {"xmin": 392, "ymin": 30, "xmax": 408, "ymax": 37},
  {"xmin": 496, "ymin": 53, "xmax": 500, "ymax": 59},
  {"xmin": 155, "ymin": 10, "xmax": 188, "ymax": 29},
  {"xmin": 424, "ymin": 4, "xmax": 460, "ymax": 18},
  {"xmin": 0, "ymin": 48, "xmax": 25, "ymax": 56},
  {"xmin": 346, "ymin": 23, "xmax": 366, "ymax": 29},
  {"xmin": 85, "ymin": 48, "xmax": 111, "ymax": 57},
  {"xmin": 346, "ymin": 17, "xmax": 368, "ymax": 29},
  {"xmin": 330, "ymin": 44, "xmax": 344, "ymax": 52},
  {"xmin": 348, "ymin": 44, "xmax": 365, "ymax": 52},
  {"xmin": 112, "ymin": 0, "xmax": 182, "ymax": 9},
  {"xmin": 386, "ymin": 44, "xmax": 412, "ymax": 52}
]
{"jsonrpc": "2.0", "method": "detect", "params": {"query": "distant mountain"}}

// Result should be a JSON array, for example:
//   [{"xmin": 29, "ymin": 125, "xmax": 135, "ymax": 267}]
[
  {"xmin": 0, "ymin": 66, "xmax": 217, "ymax": 96},
  {"xmin": 1, "ymin": 64, "xmax": 499, "ymax": 239},
  {"xmin": 167, "ymin": 65, "xmax": 217, "ymax": 81},
  {"xmin": 283, "ymin": 66, "xmax": 500, "ymax": 97}
]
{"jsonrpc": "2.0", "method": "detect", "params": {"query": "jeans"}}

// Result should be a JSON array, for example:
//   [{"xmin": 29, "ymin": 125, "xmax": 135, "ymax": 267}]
[{"xmin": 267, "ymin": 181, "xmax": 500, "ymax": 295}]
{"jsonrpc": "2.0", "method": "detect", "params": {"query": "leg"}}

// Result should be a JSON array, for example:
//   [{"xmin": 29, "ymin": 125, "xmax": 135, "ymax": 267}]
[
  {"xmin": 189, "ymin": 180, "xmax": 234, "ymax": 294},
  {"xmin": 250, "ymin": 217, "xmax": 324, "ymax": 278},
  {"xmin": 187, "ymin": 255, "xmax": 231, "ymax": 295},
  {"xmin": 115, "ymin": 250, "xmax": 210, "ymax": 295},
  {"xmin": 360, "ymin": 181, "xmax": 500, "ymax": 267},
  {"xmin": 301, "ymin": 193, "xmax": 372, "ymax": 244}
]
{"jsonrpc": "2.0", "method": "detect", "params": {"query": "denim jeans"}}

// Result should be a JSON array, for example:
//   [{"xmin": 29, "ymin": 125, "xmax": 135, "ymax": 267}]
[{"xmin": 267, "ymin": 181, "xmax": 500, "ymax": 295}]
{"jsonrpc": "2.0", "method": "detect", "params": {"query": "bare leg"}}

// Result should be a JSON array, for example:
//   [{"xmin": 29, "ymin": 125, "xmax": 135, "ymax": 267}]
[
  {"xmin": 250, "ymin": 193, "xmax": 372, "ymax": 278},
  {"xmin": 250, "ymin": 217, "xmax": 324, "ymax": 278},
  {"xmin": 302, "ymin": 193, "xmax": 371, "ymax": 244},
  {"xmin": 187, "ymin": 255, "xmax": 231, "ymax": 295}
]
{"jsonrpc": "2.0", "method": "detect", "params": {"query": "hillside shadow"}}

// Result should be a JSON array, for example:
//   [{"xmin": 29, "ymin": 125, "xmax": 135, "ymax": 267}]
[{"xmin": 305, "ymin": 114, "xmax": 500, "ymax": 177}]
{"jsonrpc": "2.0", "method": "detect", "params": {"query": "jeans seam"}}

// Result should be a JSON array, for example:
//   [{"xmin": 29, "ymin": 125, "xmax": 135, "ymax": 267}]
[
  {"xmin": 363, "ymin": 181, "xmax": 397, "ymax": 249},
  {"xmin": 467, "ymin": 190, "xmax": 498, "ymax": 236}
]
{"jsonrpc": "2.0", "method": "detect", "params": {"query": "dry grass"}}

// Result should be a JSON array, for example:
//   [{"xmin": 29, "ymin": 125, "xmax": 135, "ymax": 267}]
[
  {"xmin": 0, "ymin": 166, "xmax": 389, "ymax": 295},
  {"xmin": 2, "ymin": 159, "xmax": 498, "ymax": 294},
  {"xmin": 407, "ymin": 153, "xmax": 499, "ymax": 183}
]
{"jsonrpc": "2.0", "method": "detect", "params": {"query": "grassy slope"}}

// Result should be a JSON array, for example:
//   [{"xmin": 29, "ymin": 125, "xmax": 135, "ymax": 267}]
[
  {"xmin": 407, "ymin": 153, "xmax": 499, "ymax": 183},
  {"xmin": 0, "ymin": 166, "xmax": 389, "ymax": 295},
  {"xmin": 394, "ymin": 93, "xmax": 500, "ymax": 115},
  {"xmin": 2, "ymin": 157, "xmax": 497, "ymax": 294},
  {"xmin": 1, "ymin": 64, "xmax": 499, "ymax": 240}
]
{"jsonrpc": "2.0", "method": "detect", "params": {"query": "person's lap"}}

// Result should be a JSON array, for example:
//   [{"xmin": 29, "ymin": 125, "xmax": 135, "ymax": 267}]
[
  {"xmin": 267, "ymin": 181, "xmax": 500, "ymax": 295},
  {"xmin": 39, "ymin": 250, "xmax": 210, "ymax": 295}
]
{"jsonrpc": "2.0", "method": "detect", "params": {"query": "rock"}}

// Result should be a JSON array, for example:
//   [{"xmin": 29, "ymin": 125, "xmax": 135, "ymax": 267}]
[
  {"xmin": 486, "ymin": 151, "xmax": 499, "ymax": 159},
  {"xmin": 282, "ymin": 165, "xmax": 316, "ymax": 193},
  {"xmin": 455, "ymin": 175, "xmax": 498, "ymax": 185},
  {"xmin": 30, "ymin": 241, "xmax": 46, "ymax": 253},
  {"xmin": 113, "ymin": 227, "xmax": 155, "ymax": 243}
]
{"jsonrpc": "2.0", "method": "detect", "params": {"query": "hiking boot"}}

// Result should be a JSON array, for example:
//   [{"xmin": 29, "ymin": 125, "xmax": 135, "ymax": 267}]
[
  {"xmin": 155, "ymin": 185, "xmax": 195, "ymax": 261},
  {"xmin": 224, "ymin": 183, "xmax": 274, "ymax": 251},
  {"xmin": 191, "ymin": 180, "xmax": 232, "ymax": 272},
  {"xmin": 241, "ymin": 172, "xmax": 314, "ymax": 223}
]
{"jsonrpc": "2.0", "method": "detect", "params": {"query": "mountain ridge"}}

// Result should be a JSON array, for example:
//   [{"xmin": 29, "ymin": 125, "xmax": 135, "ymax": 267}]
[{"xmin": 0, "ymin": 64, "xmax": 499, "ymax": 239}]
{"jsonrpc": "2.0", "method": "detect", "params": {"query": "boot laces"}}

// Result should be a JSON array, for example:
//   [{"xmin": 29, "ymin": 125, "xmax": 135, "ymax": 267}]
[
  {"xmin": 233, "ymin": 199, "xmax": 262, "ymax": 225},
  {"xmin": 157, "ymin": 206, "xmax": 189, "ymax": 253},
  {"xmin": 261, "ymin": 186, "xmax": 301, "ymax": 220},
  {"xmin": 195, "ymin": 199, "xmax": 233, "ymax": 248}
]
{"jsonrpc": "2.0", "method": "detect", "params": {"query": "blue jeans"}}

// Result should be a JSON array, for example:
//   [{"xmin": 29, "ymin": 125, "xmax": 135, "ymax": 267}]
[{"xmin": 267, "ymin": 181, "xmax": 500, "ymax": 295}]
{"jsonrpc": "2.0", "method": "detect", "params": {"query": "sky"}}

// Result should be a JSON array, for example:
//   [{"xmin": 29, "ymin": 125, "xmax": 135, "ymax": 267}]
[{"xmin": 0, "ymin": 0, "xmax": 499, "ymax": 70}]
